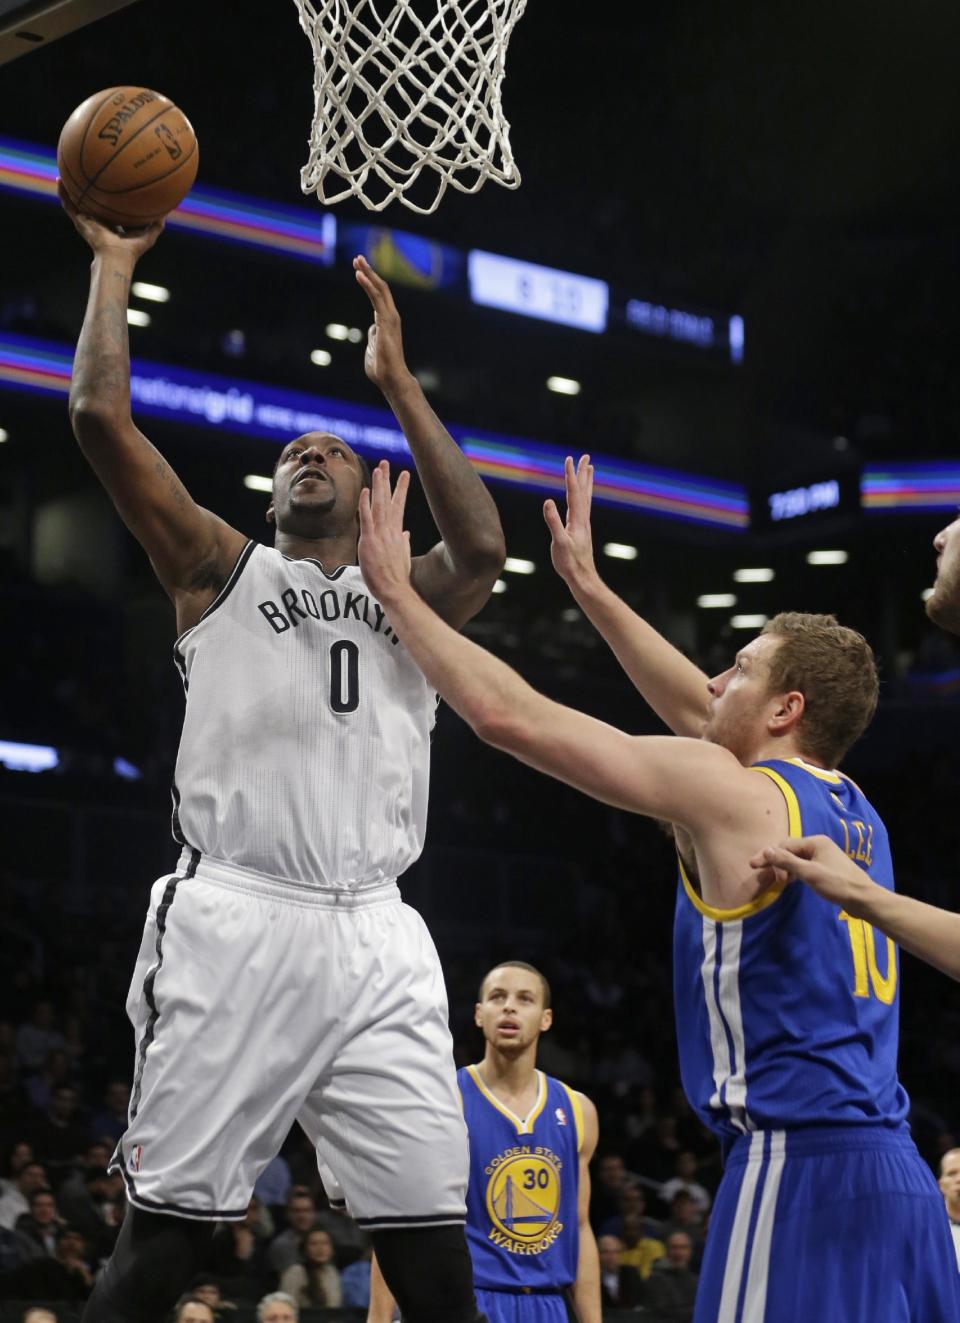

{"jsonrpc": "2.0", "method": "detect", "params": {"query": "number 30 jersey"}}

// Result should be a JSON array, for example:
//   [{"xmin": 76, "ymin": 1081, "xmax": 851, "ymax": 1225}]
[
  {"xmin": 673, "ymin": 757, "xmax": 910, "ymax": 1146},
  {"xmin": 170, "ymin": 542, "xmax": 437, "ymax": 891}
]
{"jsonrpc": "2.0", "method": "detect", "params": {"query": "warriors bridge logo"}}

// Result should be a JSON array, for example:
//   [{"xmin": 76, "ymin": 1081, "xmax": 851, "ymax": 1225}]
[{"xmin": 484, "ymin": 1146, "xmax": 564, "ymax": 1255}]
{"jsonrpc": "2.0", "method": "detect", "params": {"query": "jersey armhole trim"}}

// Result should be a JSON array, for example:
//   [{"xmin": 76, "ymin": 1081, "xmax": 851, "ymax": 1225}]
[
  {"xmin": 677, "ymin": 765, "xmax": 801, "ymax": 921},
  {"xmin": 559, "ymin": 1081, "xmax": 585, "ymax": 1152},
  {"xmin": 173, "ymin": 538, "xmax": 257, "ymax": 654}
]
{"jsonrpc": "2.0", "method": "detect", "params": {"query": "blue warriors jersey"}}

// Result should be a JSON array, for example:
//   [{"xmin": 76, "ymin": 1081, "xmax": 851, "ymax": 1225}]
[
  {"xmin": 673, "ymin": 756, "xmax": 910, "ymax": 1145},
  {"xmin": 458, "ymin": 1066, "xmax": 582, "ymax": 1291}
]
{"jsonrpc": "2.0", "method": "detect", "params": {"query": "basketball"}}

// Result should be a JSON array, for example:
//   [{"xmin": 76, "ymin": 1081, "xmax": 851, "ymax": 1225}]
[{"xmin": 57, "ymin": 86, "xmax": 198, "ymax": 228}]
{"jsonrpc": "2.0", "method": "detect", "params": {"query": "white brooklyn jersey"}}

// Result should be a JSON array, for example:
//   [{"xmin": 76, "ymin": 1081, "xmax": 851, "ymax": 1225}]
[{"xmin": 171, "ymin": 542, "xmax": 437, "ymax": 890}]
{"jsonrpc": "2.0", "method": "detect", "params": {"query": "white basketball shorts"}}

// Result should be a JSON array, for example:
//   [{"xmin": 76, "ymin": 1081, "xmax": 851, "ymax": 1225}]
[{"xmin": 110, "ymin": 849, "xmax": 469, "ymax": 1225}]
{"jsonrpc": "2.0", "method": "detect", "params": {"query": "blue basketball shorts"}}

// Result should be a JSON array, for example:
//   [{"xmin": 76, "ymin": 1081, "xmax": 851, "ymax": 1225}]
[
  {"xmin": 694, "ymin": 1126, "xmax": 960, "ymax": 1323},
  {"xmin": 475, "ymin": 1288, "xmax": 568, "ymax": 1323}
]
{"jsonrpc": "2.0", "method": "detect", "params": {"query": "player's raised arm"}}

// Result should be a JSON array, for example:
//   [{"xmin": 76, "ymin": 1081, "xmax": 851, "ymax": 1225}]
[
  {"xmin": 358, "ymin": 463, "xmax": 760, "ymax": 834},
  {"xmin": 353, "ymin": 255, "xmax": 505, "ymax": 628},
  {"xmin": 544, "ymin": 456, "xmax": 710, "ymax": 737},
  {"xmin": 63, "ymin": 187, "xmax": 247, "ymax": 625},
  {"xmin": 752, "ymin": 835, "xmax": 960, "ymax": 982}
]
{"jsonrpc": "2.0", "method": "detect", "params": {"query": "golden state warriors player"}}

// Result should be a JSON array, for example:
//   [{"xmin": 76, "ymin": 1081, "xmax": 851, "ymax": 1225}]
[
  {"xmin": 62, "ymin": 192, "xmax": 505, "ymax": 1323},
  {"xmin": 369, "ymin": 961, "xmax": 600, "ymax": 1323},
  {"xmin": 355, "ymin": 457, "xmax": 960, "ymax": 1323}
]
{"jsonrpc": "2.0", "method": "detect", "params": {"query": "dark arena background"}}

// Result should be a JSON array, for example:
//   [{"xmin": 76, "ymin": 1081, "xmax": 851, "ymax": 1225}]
[{"xmin": 1, "ymin": 2, "xmax": 960, "ymax": 1320}]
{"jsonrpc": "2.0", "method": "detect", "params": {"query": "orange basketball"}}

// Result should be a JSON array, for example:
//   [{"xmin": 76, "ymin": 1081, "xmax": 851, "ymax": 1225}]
[{"xmin": 57, "ymin": 86, "xmax": 198, "ymax": 228}]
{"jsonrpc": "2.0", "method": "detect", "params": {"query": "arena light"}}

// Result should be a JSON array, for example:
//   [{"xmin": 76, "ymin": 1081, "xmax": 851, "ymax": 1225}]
[
  {"xmin": 326, "ymin": 323, "xmax": 350, "ymax": 341},
  {"xmin": 731, "ymin": 614, "xmax": 768, "ymax": 629},
  {"xmin": 806, "ymin": 550, "xmax": 848, "ymax": 566},
  {"xmin": 492, "ymin": 579, "xmax": 508, "ymax": 594},
  {"xmin": 310, "ymin": 349, "xmax": 332, "ymax": 367},
  {"xmin": 243, "ymin": 474, "xmax": 273, "ymax": 493},
  {"xmin": 922, "ymin": 588, "xmax": 935, "ymax": 602},
  {"xmin": 131, "ymin": 281, "xmax": 170, "ymax": 303},
  {"xmin": 126, "ymin": 309, "xmax": 151, "ymax": 327},
  {"xmin": 347, "ymin": 327, "xmax": 364, "ymax": 344},
  {"xmin": 503, "ymin": 556, "xmax": 535, "ymax": 575},
  {"xmin": 0, "ymin": 427, "xmax": 7, "ymax": 442},
  {"xmin": 0, "ymin": 739, "xmax": 58, "ymax": 772},
  {"xmin": 733, "ymin": 567, "xmax": 774, "ymax": 583},
  {"xmin": 603, "ymin": 542, "xmax": 638, "ymax": 560},
  {"xmin": 698, "ymin": 593, "xmax": 737, "ymax": 608},
  {"xmin": 546, "ymin": 376, "xmax": 581, "ymax": 396}
]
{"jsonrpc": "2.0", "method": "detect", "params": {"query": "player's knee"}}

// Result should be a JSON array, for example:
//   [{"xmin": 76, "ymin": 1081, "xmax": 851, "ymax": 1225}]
[{"xmin": 371, "ymin": 1224, "xmax": 484, "ymax": 1323}]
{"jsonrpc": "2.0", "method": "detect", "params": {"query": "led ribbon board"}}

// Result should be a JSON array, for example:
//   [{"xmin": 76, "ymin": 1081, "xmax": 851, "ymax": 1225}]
[
  {"xmin": 0, "ymin": 136, "xmax": 336, "ymax": 263},
  {"xmin": 861, "ymin": 464, "xmax": 960, "ymax": 513},
  {"xmin": 0, "ymin": 332, "xmax": 748, "ymax": 531}
]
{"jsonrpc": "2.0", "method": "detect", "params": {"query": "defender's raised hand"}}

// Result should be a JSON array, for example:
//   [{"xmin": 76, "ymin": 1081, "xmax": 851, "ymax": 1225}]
[
  {"xmin": 750, "ymin": 835, "xmax": 873, "ymax": 913},
  {"xmin": 354, "ymin": 254, "xmax": 414, "ymax": 400},
  {"xmin": 543, "ymin": 455, "xmax": 599, "ymax": 590},
  {"xmin": 358, "ymin": 461, "xmax": 413, "ymax": 606},
  {"xmin": 59, "ymin": 180, "xmax": 164, "ymax": 262}
]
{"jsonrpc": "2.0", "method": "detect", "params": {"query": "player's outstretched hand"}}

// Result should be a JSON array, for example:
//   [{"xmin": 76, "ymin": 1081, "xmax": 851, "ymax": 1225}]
[
  {"xmin": 750, "ymin": 835, "xmax": 872, "ymax": 914},
  {"xmin": 353, "ymin": 255, "xmax": 414, "ymax": 400},
  {"xmin": 58, "ymin": 180, "xmax": 164, "ymax": 261},
  {"xmin": 543, "ymin": 455, "xmax": 599, "ymax": 591},
  {"xmin": 359, "ymin": 460, "xmax": 413, "ymax": 606}
]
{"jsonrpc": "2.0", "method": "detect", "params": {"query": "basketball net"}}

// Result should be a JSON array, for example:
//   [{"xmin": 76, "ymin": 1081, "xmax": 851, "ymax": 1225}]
[{"xmin": 293, "ymin": 0, "xmax": 527, "ymax": 214}]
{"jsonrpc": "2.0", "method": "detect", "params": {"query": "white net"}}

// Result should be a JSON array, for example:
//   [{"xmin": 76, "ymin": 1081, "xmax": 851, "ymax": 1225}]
[{"xmin": 293, "ymin": 0, "xmax": 528, "ymax": 214}]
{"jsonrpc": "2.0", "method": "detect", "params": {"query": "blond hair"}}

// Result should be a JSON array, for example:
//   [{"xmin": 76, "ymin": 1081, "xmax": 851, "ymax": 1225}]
[{"xmin": 761, "ymin": 613, "xmax": 879, "ymax": 766}]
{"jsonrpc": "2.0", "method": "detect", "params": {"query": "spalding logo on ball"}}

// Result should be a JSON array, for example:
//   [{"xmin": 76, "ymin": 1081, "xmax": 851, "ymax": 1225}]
[{"xmin": 58, "ymin": 86, "xmax": 199, "ymax": 228}]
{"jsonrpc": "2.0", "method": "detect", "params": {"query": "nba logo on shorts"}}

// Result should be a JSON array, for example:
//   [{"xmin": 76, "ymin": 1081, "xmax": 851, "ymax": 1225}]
[
  {"xmin": 555, "ymin": 1107, "xmax": 567, "ymax": 1126},
  {"xmin": 129, "ymin": 1145, "xmax": 143, "ymax": 1173}
]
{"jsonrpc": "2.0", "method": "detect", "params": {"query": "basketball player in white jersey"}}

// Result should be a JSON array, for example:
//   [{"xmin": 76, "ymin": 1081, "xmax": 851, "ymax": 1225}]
[{"xmin": 60, "ymin": 187, "xmax": 505, "ymax": 1323}]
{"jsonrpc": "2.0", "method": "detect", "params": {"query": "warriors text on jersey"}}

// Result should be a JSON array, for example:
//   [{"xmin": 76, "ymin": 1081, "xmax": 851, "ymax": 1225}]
[
  {"xmin": 673, "ymin": 756, "xmax": 909, "ymax": 1144},
  {"xmin": 458, "ymin": 1066, "xmax": 581, "ymax": 1291},
  {"xmin": 171, "ymin": 542, "xmax": 437, "ymax": 889}
]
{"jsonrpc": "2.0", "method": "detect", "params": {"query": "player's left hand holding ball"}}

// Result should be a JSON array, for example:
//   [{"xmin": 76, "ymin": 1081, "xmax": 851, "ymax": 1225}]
[
  {"xmin": 358, "ymin": 461, "xmax": 413, "ymax": 605},
  {"xmin": 59, "ymin": 179, "xmax": 164, "ymax": 261}
]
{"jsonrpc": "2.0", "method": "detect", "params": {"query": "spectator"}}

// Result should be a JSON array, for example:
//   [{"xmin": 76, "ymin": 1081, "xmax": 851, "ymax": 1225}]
[
  {"xmin": 598, "ymin": 1181, "xmax": 664, "ymax": 1241},
  {"xmin": 253, "ymin": 1154, "xmax": 292, "ymax": 1210},
  {"xmin": 637, "ymin": 1115, "xmax": 682, "ymax": 1186},
  {"xmin": 209, "ymin": 1205, "xmax": 272, "ymax": 1301},
  {"xmin": 660, "ymin": 1189, "xmax": 705, "ymax": 1263},
  {"xmin": 88, "ymin": 1080, "xmax": 130, "ymax": 1144},
  {"xmin": 267, "ymin": 1190, "xmax": 318, "ymax": 1275},
  {"xmin": 56, "ymin": 1164, "xmax": 124, "ymax": 1255},
  {"xmin": 658, "ymin": 1150, "xmax": 711, "ymax": 1220},
  {"xmin": 340, "ymin": 1243, "xmax": 373, "ymax": 1308},
  {"xmin": 25, "ymin": 1050, "xmax": 74, "ymax": 1112},
  {"xmin": 174, "ymin": 1300, "xmax": 216, "ymax": 1323},
  {"xmin": 0, "ymin": 1159, "xmax": 48, "ymax": 1230},
  {"xmin": 256, "ymin": 1292, "xmax": 298, "ymax": 1323},
  {"xmin": 939, "ymin": 1147, "xmax": 960, "ymax": 1269},
  {"xmin": 16, "ymin": 1002, "xmax": 65, "ymax": 1074},
  {"xmin": 598, "ymin": 1233, "xmax": 643, "ymax": 1308},
  {"xmin": 0, "ymin": 1140, "xmax": 34, "ymax": 1189},
  {"xmin": 643, "ymin": 1230, "xmax": 699, "ymax": 1321},
  {"xmin": 0, "ymin": 1053, "xmax": 28, "ymax": 1133},
  {"xmin": 189, "ymin": 1276, "xmax": 234, "ymax": 1315},
  {"xmin": 618, "ymin": 1211, "xmax": 665, "ymax": 1281},
  {"xmin": 51, "ymin": 1224, "xmax": 95, "ymax": 1298},
  {"xmin": 279, "ymin": 1228, "xmax": 342, "ymax": 1307},
  {"xmin": 28, "ymin": 1084, "xmax": 90, "ymax": 1174},
  {"xmin": 590, "ymin": 1152, "xmax": 630, "ymax": 1228},
  {"xmin": 14, "ymin": 1186, "xmax": 62, "ymax": 1260}
]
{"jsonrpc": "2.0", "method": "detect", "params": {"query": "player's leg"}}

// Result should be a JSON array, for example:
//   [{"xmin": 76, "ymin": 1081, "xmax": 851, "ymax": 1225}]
[
  {"xmin": 101, "ymin": 861, "xmax": 346, "ymax": 1319},
  {"xmin": 301, "ymin": 898, "xmax": 477, "ymax": 1323},
  {"xmin": 81, "ymin": 1206, "xmax": 214, "ymax": 1323}
]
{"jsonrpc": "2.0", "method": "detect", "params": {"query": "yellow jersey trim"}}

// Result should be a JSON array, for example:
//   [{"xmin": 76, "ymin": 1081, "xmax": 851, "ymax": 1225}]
[
  {"xmin": 466, "ymin": 1065, "xmax": 547, "ymax": 1135},
  {"xmin": 678, "ymin": 765, "xmax": 802, "ymax": 921},
  {"xmin": 559, "ymin": 1081, "xmax": 585, "ymax": 1152},
  {"xmin": 787, "ymin": 756, "xmax": 842, "ymax": 785}
]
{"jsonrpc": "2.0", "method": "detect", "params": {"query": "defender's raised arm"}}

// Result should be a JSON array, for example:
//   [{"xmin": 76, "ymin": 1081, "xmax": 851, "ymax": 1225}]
[
  {"xmin": 63, "ymin": 187, "xmax": 246, "ymax": 628},
  {"xmin": 544, "ymin": 455, "xmax": 710, "ymax": 736},
  {"xmin": 354, "ymin": 255, "xmax": 504, "ymax": 628}
]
